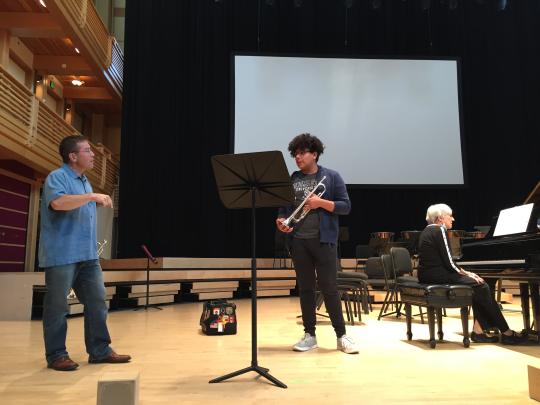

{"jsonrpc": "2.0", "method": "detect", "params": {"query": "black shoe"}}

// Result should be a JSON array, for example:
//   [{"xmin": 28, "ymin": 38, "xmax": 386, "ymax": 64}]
[
  {"xmin": 471, "ymin": 332, "xmax": 499, "ymax": 343},
  {"xmin": 501, "ymin": 331, "xmax": 529, "ymax": 345}
]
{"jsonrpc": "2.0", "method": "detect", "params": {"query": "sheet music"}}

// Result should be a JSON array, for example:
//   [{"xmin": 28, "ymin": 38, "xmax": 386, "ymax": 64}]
[{"xmin": 493, "ymin": 203, "xmax": 534, "ymax": 237}]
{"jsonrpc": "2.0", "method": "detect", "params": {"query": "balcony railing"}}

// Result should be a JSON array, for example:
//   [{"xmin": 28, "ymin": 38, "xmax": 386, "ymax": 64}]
[
  {"xmin": 51, "ymin": 0, "xmax": 122, "ymax": 96},
  {"xmin": 107, "ymin": 38, "xmax": 124, "ymax": 95},
  {"xmin": 0, "ymin": 66, "xmax": 119, "ymax": 195}
]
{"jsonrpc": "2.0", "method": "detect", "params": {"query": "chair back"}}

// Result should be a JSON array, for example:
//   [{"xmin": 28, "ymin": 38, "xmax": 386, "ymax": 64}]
[
  {"xmin": 365, "ymin": 257, "xmax": 385, "ymax": 278},
  {"xmin": 390, "ymin": 247, "xmax": 412, "ymax": 276},
  {"xmin": 355, "ymin": 244, "xmax": 371, "ymax": 259},
  {"xmin": 380, "ymin": 253, "xmax": 395, "ymax": 281}
]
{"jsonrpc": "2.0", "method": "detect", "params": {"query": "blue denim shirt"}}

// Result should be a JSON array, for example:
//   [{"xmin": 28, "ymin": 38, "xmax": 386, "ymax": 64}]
[
  {"xmin": 38, "ymin": 164, "xmax": 98, "ymax": 267},
  {"xmin": 278, "ymin": 165, "xmax": 351, "ymax": 244}
]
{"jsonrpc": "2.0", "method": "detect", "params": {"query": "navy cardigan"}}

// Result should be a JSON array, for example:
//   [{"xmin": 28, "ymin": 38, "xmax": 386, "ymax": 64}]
[{"xmin": 277, "ymin": 165, "xmax": 351, "ymax": 244}]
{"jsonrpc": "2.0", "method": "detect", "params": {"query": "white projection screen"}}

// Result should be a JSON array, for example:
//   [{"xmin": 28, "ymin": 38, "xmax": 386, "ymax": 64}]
[{"xmin": 233, "ymin": 55, "xmax": 465, "ymax": 186}]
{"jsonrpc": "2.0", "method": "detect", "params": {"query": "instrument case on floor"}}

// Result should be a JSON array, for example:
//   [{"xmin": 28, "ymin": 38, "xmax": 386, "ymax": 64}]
[{"xmin": 200, "ymin": 300, "xmax": 237, "ymax": 335}]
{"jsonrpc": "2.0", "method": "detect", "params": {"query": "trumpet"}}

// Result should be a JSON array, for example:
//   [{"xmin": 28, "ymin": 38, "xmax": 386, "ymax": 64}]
[
  {"xmin": 97, "ymin": 239, "xmax": 108, "ymax": 257},
  {"xmin": 283, "ymin": 176, "xmax": 327, "ymax": 227}
]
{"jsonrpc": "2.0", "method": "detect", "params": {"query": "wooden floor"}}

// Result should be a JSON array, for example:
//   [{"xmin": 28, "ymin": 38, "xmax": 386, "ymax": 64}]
[{"xmin": 1, "ymin": 297, "xmax": 539, "ymax": 404}]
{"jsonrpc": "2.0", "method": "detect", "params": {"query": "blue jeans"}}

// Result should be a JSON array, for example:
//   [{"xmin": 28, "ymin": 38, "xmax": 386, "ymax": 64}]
[{"xmin": 43, "ymin": 260, "xmax": 112, "ymax": 364}]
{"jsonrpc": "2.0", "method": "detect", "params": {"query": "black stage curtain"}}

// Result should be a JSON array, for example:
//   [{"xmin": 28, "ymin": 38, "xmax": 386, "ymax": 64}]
[{"xmin": 118, "ymin": 0, "xmax": 540, "ymax": 259}]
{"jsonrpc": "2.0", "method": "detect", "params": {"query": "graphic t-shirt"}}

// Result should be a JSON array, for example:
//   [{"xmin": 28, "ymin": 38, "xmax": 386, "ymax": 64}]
[{"xmin": 292, "ymin": 172, "xmax": 320, "ymax": 239}]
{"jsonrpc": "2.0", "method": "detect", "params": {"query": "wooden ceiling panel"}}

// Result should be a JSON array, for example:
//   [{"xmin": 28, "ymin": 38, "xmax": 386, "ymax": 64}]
[
  {"xmin": 0, "ymin": 0, "xmax": 45, "ymax": 12},
  {"xmin": 63, "ymin": 86, "xmax": 112, "ymax": 101},
  {"xmin": 34, "ymin": 54, "xmax": 91, "ymax": 75},
  {"xmin": 21, "ymin": 37, "xmax": 77, "ymax": 55},
  {"xmin": 0, "ymin": 12, "xmax": 62, "ymax": 37}
]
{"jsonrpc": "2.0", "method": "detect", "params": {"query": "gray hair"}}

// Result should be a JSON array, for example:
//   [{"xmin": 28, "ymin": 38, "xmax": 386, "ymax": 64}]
[{"xmin": 425, "ymin": 203, "xmax": 453, "ymax": 224}]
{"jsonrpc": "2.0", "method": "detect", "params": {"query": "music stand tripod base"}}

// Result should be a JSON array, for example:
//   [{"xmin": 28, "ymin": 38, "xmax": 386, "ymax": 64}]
[{"xmin": 209, "ymin": 363, "xmax": 286, "ymax": 388}]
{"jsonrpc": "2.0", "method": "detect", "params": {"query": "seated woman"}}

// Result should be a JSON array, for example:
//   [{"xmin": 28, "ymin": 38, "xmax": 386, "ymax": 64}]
[{"xmin": 417, "ymin": 203, "xmax": 527, "ymax": 345}]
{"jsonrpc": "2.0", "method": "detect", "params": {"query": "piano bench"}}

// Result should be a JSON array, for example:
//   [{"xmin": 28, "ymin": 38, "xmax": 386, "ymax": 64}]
[{"xmin": 399, "ymin": 282, "xmax": 474, "ymax": 348}]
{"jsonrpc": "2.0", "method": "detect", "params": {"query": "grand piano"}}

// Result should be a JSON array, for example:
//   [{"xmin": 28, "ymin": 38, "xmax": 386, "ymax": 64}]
[{"xmin": 457, "ymin": 182, "xmax": 540, "ymax": 338}]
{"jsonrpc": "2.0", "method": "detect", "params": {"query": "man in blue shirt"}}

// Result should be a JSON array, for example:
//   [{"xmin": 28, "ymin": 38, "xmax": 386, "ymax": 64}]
[
  {"xmin": 277, "ymin": 133, "xmax": 358, "ymax": 354},
  {"xmin": 39, "ymin": 135, "xmax": 131, "ymax": 371}
]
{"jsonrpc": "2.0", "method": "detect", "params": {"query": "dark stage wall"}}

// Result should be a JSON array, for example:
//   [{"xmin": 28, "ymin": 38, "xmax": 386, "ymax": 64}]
[{"xmin": 118, "ymin": 0, "xmax": 540, "ymax": 259}]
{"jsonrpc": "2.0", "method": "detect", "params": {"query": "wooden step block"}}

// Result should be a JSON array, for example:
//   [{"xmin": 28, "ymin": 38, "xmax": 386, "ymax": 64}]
[
  {"xmin": 128, "ymin": 291, "xmax": 179, "ymax": 298},
  {"xmin": 190, "ymin": 287, "xmax": 237, "ymax": 293},
  {"xmin": 528, "ymin": 365, "xmax": 540, "ymax": 401},
  {"xmin": 249, "ymin": 285, "xmax": 294, "ymax": 291},
  {"xmin": 68, "ymin": 294, "xmax": 114, "ymax": 304},
  {"xmin": 256, "ymin": 289, "xmax": 291, "ymax": 297},
  {"xmin": 369, "ymin": 291, "xmax": 387, "ymax": 303},
  {"xmin": 196, "ymin": 291, "xmax": 233, "ymax": 300},
  {"xmin": 69, "ymin": 301, "xmax": 110, "ymax": 315},
  {"xmin": 136, "ymin": 295, "xmax": 174, "ymax": 305},
  {"xmin": 97, "ymin": 371, "xmax": 139, "ymax": 405},
  {"xmin": 248, "ymin": 280, "xmax": 296, "ymax": 291},
  {"xmin": 105, "ymin": 286, "xmax": 116, "ymax": 295},
  {"xmin": 499, "ymin": 292, "xmax": 513, "ymax": 304},
  {"xmin": 256, "ymin": 280, "xmax": 296, "ymax": 288},
  {"xmin": 191, "ymin": 281, "xmax": 238, "ymax": 289},
  {"xmin": 130, "ymin": 283, "xmax": 180, "ymax": 293},
  {"xmin": 68, "ymin": 303, "xmax": 84, "ymax": 315}
]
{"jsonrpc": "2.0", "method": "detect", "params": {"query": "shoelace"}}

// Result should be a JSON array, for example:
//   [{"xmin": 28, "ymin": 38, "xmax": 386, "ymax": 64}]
[{"xmin": 340, "ymin": 336, "xmax": 355, "ymax": 347}]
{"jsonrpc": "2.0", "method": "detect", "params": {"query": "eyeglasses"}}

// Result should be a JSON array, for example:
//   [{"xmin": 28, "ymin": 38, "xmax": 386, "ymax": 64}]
[
  {"xmin": 76, "ymin": 148, "xmax": 93, "ymax": 154},
  {"xmin": 294, "ymin": 150, "xmax": 311, "ymax": 157}
]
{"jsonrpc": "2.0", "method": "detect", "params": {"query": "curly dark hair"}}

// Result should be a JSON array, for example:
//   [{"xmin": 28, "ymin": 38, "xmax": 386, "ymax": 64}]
[{"xmin": 287, "ymin": 133, "xmax": 325, "ymax": 162}]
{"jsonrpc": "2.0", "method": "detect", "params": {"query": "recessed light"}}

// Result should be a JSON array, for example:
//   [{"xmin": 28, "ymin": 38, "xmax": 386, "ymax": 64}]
[
  {"xmin": 71, "ymin": 79, "xmax": 85, "ymax": 86},
  {"xmin": 39, "ymin": 0, "xmax": 47, "ymax": 7},
  {"xmin": 74, "ymin": 47, "xmax": 80, "ymax": 54}
]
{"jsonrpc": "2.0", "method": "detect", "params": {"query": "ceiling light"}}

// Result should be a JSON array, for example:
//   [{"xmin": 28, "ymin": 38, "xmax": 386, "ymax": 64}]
[
  {"xmin": 74, "ymin": 47, "xmax": 80, "ymax": 54},
  {"xmin": 71, "ymin": 79, "xmax": 85, "ymax": 86},
  {"xmin": 39, "ymin": 0, "xmax": 47, "ymax": 7}
]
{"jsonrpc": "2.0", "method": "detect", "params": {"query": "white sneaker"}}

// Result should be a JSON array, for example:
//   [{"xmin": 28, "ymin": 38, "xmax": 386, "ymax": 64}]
[
  {"xmin": 292, "ymin": 333, "xmax": 318, "ymax": 352},
  {"xmin": 337, "ymin": 335, "xmax": 359, "ymax": 354}
]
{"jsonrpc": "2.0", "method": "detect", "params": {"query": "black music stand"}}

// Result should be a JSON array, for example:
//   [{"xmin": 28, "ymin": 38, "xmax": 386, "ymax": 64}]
[
  {"xmin": 209, "ymin": 151, "xmax": 293, "ymax": 389},
  {"xmin": 134, "ymin": 244, "xmax": 163, "ymax": 311}
]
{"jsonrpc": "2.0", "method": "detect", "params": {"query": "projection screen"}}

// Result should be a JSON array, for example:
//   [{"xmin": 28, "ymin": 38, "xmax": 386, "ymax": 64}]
[{"xmin": 233, "ymin": 54, "xmax": 465, "ymax": 186}]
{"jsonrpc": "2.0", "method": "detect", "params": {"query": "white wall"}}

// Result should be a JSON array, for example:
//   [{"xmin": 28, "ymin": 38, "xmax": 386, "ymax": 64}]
[
  {"xmin": 7, "ymin": 57, "xmax": 25, "ymax": 84},
  {"xmin": 97, "ymin": 206, "xmax": 114, "ymax": 259}
]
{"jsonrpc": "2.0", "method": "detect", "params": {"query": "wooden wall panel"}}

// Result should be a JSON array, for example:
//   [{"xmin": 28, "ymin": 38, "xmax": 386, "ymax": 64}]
[{"xmin": 0, "ymin": 173, "xmax": 29, "ymax": 272}]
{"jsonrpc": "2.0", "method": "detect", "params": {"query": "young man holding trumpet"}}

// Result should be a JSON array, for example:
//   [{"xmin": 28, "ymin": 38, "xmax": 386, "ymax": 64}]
[{"xmin": 276, "ymin": 133, "xmax": 358, "ymax": 354}]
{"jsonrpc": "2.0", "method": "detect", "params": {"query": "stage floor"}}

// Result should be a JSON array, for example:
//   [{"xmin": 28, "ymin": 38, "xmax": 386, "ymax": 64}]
[{"xmin": 0, "ymin": 297, "xmax": 538, "ymax": 404}]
